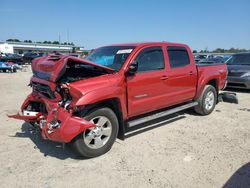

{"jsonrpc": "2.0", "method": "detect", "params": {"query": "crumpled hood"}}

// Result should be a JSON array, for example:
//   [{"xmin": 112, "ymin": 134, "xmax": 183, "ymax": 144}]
[
  {"xmin": 32, "ymin": 55, "xmax": 115, "ymax": 82},
  {"xmin": 66, "ymin": 74, "xmax": 113, "ymax": 99}
]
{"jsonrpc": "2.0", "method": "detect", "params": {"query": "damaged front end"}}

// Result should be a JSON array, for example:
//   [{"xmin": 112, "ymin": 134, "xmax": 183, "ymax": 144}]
[
  {"xmin": 8, "ymin": 92, "xmax": 95, "ymax": 143},
  {"xmin": 8, "ymin": 54, "xmax": 113, "ymax": 143}
]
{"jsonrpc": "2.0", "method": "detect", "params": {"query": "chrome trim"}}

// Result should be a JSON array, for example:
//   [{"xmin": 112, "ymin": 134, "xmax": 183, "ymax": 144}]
[{"xmin": 134, "ymin": 94, "xmax": 148, "ymax": 99}]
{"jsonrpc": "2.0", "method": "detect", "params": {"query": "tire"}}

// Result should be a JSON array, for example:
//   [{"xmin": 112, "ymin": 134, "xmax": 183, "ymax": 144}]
[
  {"xmin": 194, "ymin": 85, "xmax": 217, "ymax": 115},
  {"xmin": 72, "ymin": 107, "xmax": 119, "ymax": 158},
  {"xmin": 13, "ymin": 68, "xmax": 17, "ymax": 73}
]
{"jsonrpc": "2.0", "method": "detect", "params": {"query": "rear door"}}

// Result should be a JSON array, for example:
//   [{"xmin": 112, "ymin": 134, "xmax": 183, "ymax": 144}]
[
  {"xmin": 126, "ymin": 46, "xmax": 169, "ymax": 117},
  {"xmin": 164, "ymin": 46, "xmax": 197, "ymax": 104}
]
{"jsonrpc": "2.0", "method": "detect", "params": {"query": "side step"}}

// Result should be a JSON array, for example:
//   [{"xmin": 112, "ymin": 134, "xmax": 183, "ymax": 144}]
[{"xmin": 127, "ymin": 101, "xmax": 198, "ymax": 128}]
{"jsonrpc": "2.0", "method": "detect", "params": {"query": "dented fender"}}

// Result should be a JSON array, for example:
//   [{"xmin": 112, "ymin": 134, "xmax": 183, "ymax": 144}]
[
  {"xmin": 42, "ymin": 107, "xmax": 96, "ymax": 142},
  {"xmin": 8, "ymin": 93, "xmax": 96, "ymax": 143}
]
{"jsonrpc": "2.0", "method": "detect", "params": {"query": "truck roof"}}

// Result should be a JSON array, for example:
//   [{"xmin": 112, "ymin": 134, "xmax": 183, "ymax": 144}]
[{"xmin": 102, "ymin": 42, "xmax": 189, "ymax": 48}]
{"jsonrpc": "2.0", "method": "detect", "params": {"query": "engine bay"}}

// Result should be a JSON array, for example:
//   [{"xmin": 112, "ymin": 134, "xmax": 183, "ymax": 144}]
[{"xmin": 58, "ymin": 61, "xmax": 109, "ymax": 84}]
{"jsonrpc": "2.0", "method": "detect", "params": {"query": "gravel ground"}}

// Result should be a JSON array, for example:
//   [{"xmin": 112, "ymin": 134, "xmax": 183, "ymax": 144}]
[{"xmin": 0, "ymin": 71, "xmax": 250, "ymax": 188}]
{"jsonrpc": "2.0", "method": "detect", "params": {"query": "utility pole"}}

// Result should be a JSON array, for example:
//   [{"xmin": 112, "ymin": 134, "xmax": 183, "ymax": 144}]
[
  {"xmin": 67, "ymin": 29, "xmax": 69, "ymax": 44},
  {"xmin": 58, "ymin": 33, "xmax": 61, "ymax": 44}
]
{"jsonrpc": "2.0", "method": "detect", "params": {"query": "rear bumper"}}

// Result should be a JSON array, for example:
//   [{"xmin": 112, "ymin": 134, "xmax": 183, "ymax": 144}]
[
  {"xmin": 227, "ymin": 76, "xmax": 250, "ymax": 89},
  {"xmin": 8, "ymin": 93, "xmax": 95, "ymax": 143}
]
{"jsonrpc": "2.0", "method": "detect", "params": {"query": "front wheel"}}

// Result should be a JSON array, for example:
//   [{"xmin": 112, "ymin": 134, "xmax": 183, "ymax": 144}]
[
  {"xmin": 72, "ymin": 107, "xmax": 119, "ymax": 158},
  {"xmin": 194, "ymin": 85, "xmax": 217, "ymax": 115}
]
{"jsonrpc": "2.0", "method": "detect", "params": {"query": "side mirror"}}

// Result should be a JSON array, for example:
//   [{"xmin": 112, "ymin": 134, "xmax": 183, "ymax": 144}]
[{"xmin": 127, "ymin": 61, "xmax": 138, "ymax": 75}]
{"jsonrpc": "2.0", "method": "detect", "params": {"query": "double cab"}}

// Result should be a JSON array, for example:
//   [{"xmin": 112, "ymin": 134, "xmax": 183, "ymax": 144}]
[{"xmin": 9, "ymin": 42, "xmax": 228, "ymax": 158}]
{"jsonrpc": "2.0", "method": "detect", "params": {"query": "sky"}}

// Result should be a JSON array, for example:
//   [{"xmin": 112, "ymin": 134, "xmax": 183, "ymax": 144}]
[{"xmin": 0, "ymin": 0, "xmax": 250, "ymax": 51}]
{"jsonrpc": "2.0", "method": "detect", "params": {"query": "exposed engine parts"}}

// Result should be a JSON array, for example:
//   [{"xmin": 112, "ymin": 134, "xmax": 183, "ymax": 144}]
[{"xmin": 48, "ymin": 119, "xmax": 61, "ymax": 134}]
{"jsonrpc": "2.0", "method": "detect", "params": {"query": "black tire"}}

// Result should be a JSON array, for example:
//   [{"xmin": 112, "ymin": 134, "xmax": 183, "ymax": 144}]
[
  {"xmin": 194, "ymin": 85, "xmax": 217, "ymax": 115},
  {"xmin": 13, "ymin": 68, "xmax": 17, "ymax": 73},
  {"xmin": 3, "ymin": 69, "xmax": 6, "ymax": 73},
  {"xmin": 72, "ymin": 107, "xmax": 119, "ymax": 158}
]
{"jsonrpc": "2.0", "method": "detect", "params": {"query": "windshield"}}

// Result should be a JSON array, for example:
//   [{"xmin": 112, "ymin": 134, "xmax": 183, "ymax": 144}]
[
  {"xmin": 85, "ymin": 46, "xmax": 135, "ymax": 71},
  {"xmin": 227, "ymin": 54, "xmax": 250, "ymax": 65}
]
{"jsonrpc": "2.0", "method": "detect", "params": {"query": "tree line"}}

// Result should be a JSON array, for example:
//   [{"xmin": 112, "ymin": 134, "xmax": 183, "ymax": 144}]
[
  {"xmin": 193, "ymin": 48, "xmax": 249, "ymax": 53},
  {"xmin": 6, "ymin": 39, "xmax": 74, "ymax": 46}
]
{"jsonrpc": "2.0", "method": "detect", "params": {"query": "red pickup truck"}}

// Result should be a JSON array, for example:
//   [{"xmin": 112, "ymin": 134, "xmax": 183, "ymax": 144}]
[{"xmin": 9, "ymin": 42, "xmax": 228, "ymax": 158}]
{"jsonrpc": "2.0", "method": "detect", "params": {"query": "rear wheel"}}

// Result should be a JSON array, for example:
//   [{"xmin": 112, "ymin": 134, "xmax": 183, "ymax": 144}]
[
  {"xmin": 194, "ymin": 85, "xmax": 217, "ymax": 115},
  {"xmin": 72, "ymin": 107, "xmax": 118, "ymax": 158}
]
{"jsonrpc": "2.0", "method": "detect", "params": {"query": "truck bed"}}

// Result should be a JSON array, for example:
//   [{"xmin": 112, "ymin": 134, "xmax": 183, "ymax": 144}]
[{"xmin": 195, "ymin": 63, "xmax": 227, "ymax": 99}]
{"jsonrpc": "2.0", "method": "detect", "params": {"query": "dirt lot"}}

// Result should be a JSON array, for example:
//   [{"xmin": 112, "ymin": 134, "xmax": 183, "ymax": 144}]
[{"xmin": 0, "ymin": 71, "xmax": 250, "ymax": 188}]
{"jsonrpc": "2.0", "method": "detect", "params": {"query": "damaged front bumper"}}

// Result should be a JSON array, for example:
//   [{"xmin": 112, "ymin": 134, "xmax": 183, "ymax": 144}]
[
  {"xmin": 218, "ymin": 92, "xmax": 239, "ymax": 104},
  {"xmin": 8, "ymin": 93, "xmax": 95, "ymax": 143}
]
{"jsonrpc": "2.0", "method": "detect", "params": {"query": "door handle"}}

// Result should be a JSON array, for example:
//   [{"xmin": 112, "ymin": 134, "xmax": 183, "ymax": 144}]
[
  {"xmin": 189, "ymin": 71, "xmax": 193, "ymax": 75},
  {"xmin": 160, "ymin": 75, "xmax": 169, "ymax": 80}
]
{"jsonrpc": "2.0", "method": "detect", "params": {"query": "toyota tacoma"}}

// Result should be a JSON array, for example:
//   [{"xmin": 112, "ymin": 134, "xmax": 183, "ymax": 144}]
[{"xmin": 9, "ymin": 42, "xmax": 230, "ymax": 158}]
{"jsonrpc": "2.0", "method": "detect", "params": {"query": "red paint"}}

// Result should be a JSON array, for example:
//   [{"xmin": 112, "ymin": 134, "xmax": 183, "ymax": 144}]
[
  {"xmin": 8, "ymin": 42, "xmax": 227, "ymax": 143},
  {"xmin": 8, "ymin": 113, "xmax": 42, "ymax": 122}
]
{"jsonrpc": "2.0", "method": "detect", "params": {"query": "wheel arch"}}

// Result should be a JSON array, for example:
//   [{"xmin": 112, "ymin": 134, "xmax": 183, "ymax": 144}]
[
  {"xmin": 195, "ymin": 78, "xmax": 219, "ymax": 101},
  {"xmin": 206, "ymin": 79, "xmax": 219, "ymax": 103},
  {"xmin": 207, "ymin": 79, "xmax": 219, "ymax": 91},
  {"xmin": 75, "ymin": 98, "xmax": 125, "ymax": 140}
]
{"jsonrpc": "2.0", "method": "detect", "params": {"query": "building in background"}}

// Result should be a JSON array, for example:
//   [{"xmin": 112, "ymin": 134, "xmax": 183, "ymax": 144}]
[{"xmin": 0, "ymin": 41, "xmax": 85, "ymax": 54}]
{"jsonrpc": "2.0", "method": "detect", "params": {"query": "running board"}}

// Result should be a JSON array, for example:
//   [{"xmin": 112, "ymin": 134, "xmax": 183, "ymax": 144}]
[{"xmin": 127, "ymin": 101, "xmax": 198, "ymax": 128}]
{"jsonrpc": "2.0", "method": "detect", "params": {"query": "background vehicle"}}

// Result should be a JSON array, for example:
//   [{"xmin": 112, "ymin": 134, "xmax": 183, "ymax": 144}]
[
  {"xmin": 198, "ymin": 57, "xmax": 225, "ymax": 64},
  {"xmin": 0, "ymin": 53, "xmax": 23, "ymax": 64},
  {"xmin": 0, "ymin": 61, "xmax": 17, "ymax": 72},
  {"xmin": 222, "ymin": 55, "xmax": 231, "ymax": 62},
  {"xmin": 23, "ymin": 52, "xmax": 47, "ymax": 64},
  {"xmin": 9, "ymin": 42, "xmax": 228, "ymax": 158},
  {"xmin": 0, "ymin": 53, "xmax": 5, "ymax": 58},
  {"xmin": 226, "ymin": 52, "xmax": 250, "ymax": 89},
  {"xmin": 5, "ymin": 61, "xmax": 21, "ymax": 70},
  {"xmin": 194, "ymin": 54, "xmax": 207, "ymax": 63}
]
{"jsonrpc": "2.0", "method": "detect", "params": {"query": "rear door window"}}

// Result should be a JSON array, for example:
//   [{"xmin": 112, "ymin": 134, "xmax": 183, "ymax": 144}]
[{"xmin": 167, "ymin": 47, "xmax": 190, "ymax": 68}]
